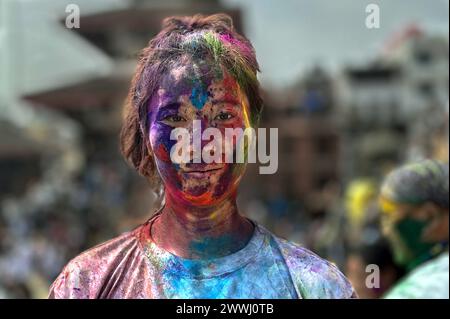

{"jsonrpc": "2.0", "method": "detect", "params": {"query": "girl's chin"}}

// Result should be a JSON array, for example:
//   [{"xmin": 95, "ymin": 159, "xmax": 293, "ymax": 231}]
[{"xmin": 174, "ymin": 187, "xmax": 230, "ymax": 207}]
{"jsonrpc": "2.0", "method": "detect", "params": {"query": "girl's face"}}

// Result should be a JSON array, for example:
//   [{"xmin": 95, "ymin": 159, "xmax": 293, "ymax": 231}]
[{"xmin": 147, "ymin": 58, "xmax": 252, "ymax": 206}]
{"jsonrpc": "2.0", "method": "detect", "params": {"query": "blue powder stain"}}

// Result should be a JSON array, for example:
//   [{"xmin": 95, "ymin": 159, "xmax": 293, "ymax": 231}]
[
  {"xmin": 189, "ymin": 235, "xmax": 234, "ymax": 257},
  {"xmin": 153, "ymin": 231, "xmax": 309, "ymax": 298},
  {"xmin": 190, "ymin": 84, "xmax": 209, "ymax": 110}
]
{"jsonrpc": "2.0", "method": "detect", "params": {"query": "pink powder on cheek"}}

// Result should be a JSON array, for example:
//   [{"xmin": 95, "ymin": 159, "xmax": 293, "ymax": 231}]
[{"xmin": 154, "ymin": 143, "xmax": 171, "ymax": 162}]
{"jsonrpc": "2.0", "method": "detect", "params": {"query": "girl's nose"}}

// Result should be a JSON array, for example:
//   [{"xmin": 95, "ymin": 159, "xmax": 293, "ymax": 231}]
[{"xmin": 187, "ymin": 117, "xmax": 220, "ymax": 164}]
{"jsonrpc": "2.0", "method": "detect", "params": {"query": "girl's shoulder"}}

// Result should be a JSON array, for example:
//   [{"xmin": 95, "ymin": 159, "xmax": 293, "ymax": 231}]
[
  {"xmin": 48, "ymin": 224, "xmax": 147, "ymax": 299},
  {"xmin": 258, "ymin": 225, "xmax": 358, "ymax": 299}
]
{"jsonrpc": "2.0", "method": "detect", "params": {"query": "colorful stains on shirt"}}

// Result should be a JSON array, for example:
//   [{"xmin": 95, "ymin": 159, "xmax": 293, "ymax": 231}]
[
  {"xmin": 143, "ymin": 222, "xmax": 297, "ymax": 298},
  {"xmin": 48, "ymin": 218, "xmax": 356, "ymax": 299}
]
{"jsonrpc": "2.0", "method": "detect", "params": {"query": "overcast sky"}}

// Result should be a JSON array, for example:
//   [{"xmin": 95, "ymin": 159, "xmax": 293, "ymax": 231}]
[{"xmin": 221, "ymin": 0, "xmax": 449, "ymax": 88}]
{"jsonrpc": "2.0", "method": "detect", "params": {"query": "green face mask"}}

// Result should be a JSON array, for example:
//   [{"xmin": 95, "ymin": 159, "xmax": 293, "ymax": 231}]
[{"xmin": 393, "ymin": 217, "xmax": 436, "ymax": 270}]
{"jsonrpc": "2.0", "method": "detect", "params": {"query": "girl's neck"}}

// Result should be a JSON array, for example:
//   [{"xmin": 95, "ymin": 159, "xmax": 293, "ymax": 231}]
[{"xmin": 150, "ymin": 191, "xmax": 254, "ymax": 259}]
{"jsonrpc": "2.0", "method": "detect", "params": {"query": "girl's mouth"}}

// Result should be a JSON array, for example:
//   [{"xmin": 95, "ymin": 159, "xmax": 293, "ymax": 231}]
[{"xmin": 181, "ymin": 166, "xmax": 224, "ymax": 178}]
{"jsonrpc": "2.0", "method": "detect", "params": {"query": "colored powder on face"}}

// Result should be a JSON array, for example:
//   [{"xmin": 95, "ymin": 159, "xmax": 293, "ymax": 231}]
[
  {"xmin": 189, "ymin": 82, "xmax": 209, "ymax": 110},
  {"xmin": 213, "ymin": 166, "xmax": 234, "ymax": 198},
  {"xmin": 155, "ymin": 143, "xmax": 171, "ymax": 162},
  {"xmin": 394, "ymin": 217, "xmax": 438, "ymax": 270}
]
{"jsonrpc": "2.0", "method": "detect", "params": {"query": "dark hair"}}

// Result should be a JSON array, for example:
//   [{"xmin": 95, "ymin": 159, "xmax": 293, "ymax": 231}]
[{"xmin": 120, "ymin": 13, "xmax": 263, "ymax": 192}]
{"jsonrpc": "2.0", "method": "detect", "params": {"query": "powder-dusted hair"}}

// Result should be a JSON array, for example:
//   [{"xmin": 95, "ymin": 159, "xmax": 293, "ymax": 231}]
[
  {"xmin": 120, "ymin": 14, "xmax": 263, "ymax": 191},
  {"xmin": 381, "ymin": 159, "xmax": 449, "ymax": 209}
]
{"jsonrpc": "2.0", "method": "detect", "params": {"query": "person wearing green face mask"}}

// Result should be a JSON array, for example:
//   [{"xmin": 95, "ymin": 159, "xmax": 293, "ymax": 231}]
[{"xmin": 379, "ymin": 159, "xmax": 449, "ymax": 299}]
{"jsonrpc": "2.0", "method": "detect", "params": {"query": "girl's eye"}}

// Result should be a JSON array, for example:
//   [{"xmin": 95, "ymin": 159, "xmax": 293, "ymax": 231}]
[
  {"xmin": 164, "ymin": 115, "xmax": 186, "ymax": 123},
  {"xmin": 215, "ymin": 112, "xmax": 234, "ymax": 121}
]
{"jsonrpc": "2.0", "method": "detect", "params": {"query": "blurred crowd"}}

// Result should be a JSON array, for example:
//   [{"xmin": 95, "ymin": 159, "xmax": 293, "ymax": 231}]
[{"xmin": 0, "ymin": 151, "xmax": 155, "ymax": 298}]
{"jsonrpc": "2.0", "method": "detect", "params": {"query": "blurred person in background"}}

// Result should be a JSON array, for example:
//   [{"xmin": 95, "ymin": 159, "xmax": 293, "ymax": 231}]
[
  {"xmin": 343, "ymin": 179, "xmax": 406, "ymax": 298},
  {"xmin": 47, "ymin": 14, "xmax": 356, "ymax": 299},
  {"xmin": 346, "ymin": 238, "xmax": 406, "ymax": 299},
  {"xmin": 379, "ymin": 159, "xmax": 449, "ymax": 298},
  {"xmin": 344, "ymin": 179, "xmax": 379, "ymax": 246}
]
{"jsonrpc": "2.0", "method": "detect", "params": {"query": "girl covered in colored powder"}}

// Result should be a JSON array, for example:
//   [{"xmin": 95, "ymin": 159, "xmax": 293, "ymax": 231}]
[{"xmin": 48, "ymin": 14, "xmax": 356, "ymax": 299}]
